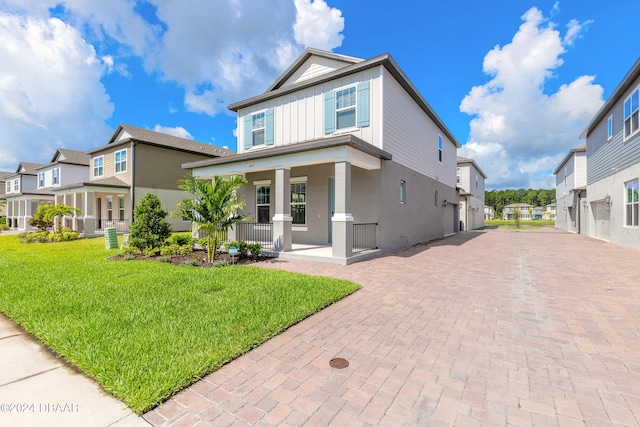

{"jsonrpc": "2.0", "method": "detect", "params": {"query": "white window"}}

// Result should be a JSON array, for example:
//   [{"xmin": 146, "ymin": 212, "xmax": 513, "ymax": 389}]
[
  {"xmin": 38, "ymin": 172, "xmax": 45, "ymax": 188},
  {"xmin": 251, "ymin": 112, "xmax": 265, "ymax": 146},
  {"xmin": 14, "ymin": 178, "xmax": 19, "ymax": 193},
  {"xmin": 118, "ymin": 196, "xmax": 125, "ymax": 221},
  {"xmin": 564, "ymin": 166, "xmax": 567, "ymax": 184},
  {"xmin": 93, "ymin": 156, "xmax": 104, "ymax": 177},
  {"xmin": 400, "ymin": 180, "xmax": 406, "ymax": 204},
  {"xmin": 5, "ymin": 181, "xmax": 10, "ymax": 193},
  {"xmin": 115, "ymin": 149, "xmax": 127, "ymax": 173},
  {"xmin": 256, "ymin": 184, "xmax": 270, "ymax": 224},
  {"xmin": 291, "ymin": 181, "xmax": 306, "ymax": 225},
  {"xmin": 625, "ymin": 179, "xmax": 639, "ymax": 227},
  {"xmin": 52, "ymin": 168, "xmax": 59, "ymax": 186},
  {"xmin": 107, "ymin": 196, "xmax": 113, "ymax": 221},
  {"xmin": 607, "ymin": 115, "xmax": 613, "ymax": 140},
  {"xmin": 456, "ymin": 168, "xmax": 461, "ymax": 185},
  {"xmin": 475, "ymin": 173, "xmax": 479, "ymax": 188},
  {"xmin": 624, "ymin": 87, "xmax": 639, "ymax": 140},
  {"xmin": 336, "ymin": 86, "xmax": 357, "ymax": 130},
  {"xmin": 438, "ymin": 135, "xmax": 443, "ymax": 162}
]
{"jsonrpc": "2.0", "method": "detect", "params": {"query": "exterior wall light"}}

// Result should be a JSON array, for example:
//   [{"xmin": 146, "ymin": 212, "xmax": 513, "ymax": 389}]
[{"xmin": 605, "ymin": 194, "xmax": 611, "ymax": 206}]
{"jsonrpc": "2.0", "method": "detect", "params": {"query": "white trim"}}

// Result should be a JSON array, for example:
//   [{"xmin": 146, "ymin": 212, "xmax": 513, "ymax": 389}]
[
  {"xmin": 114, "ymin": 149, "xmax": 127, "ymax": 174},
  {"xmin": 291, "ymin": 176, "xmax": 307, "ymax": 183},
  {"xmin": 253, "ymin": 179, "xmax": 271, "ymax": 185},
  {"xmin": 331, "ymin": 213, "xmax": 354, "ymax": 222},
  {"xmin": 292, "ymin": 226, "xmax": 308, "ymax": 232},
  {"xmin": 272, "ymin": 214, "xmax": 293, "ymax": 221},
  {"xmin": 93, "ymin": 155, "xmax": 104, "ymax": 178},
  {"xmin": 335, "ymin": 84, "xmax": 357, "ymax": 131},
  {"xmin": 607, "ymin": 114, "xmax": 613, "ymax": 141},
  {"xmin": 250, "ymin": 110, "xmax": 267, "ymax": 148}
]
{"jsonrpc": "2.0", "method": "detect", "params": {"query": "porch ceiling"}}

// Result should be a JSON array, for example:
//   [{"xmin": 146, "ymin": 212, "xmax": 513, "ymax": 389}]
[{"xmin": 185, "ymin": 135, "xmax": 392, "ymax": 176}]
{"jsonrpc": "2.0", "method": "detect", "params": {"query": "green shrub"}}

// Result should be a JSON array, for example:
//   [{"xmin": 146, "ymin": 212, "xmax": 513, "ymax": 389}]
[
  {"xmin": 18, "ymin": 231, "xmax": 50, "ymax": 243},
  {"xmin": 0, "ymin": 216, "xmax": 6, "ymax": 225},
  {"xmin": 158, "ymin": 255, "xmax": 172, "ymax": 263},
  {"xmin": 49, "ymin": 228, "xmax": 80, "ymax": 242},
  {"xmin": 129, "ymin": 193, "xmax": 172, "ymax": 251},
  {"xmin": 118, "ymin": 246, "xmax": 140, "ymax": 257},
  {"xmin": 226, "ymin": 240, "xmax": 249, "ymax": 258},
  {"xmin": 143, "ymin": 247, "xmax": 159, "ymax": 258},
  {"xmin": 0, "ymin": 223, "xmax": 8, "ymax": 231},
  {"xmin": 169, "ymin": 234, "xmax": 193, "ymax": 247},
  {"xmin": 181, "ymin": 258, "xmax": 197, "ymax": 267},
  {"xmin": 247, "ymin": 243, "xmax": 262, "ymax": 258},
  {"xmin": 160, "ymin": 244, "xmax": 180, "ymax": 256}
]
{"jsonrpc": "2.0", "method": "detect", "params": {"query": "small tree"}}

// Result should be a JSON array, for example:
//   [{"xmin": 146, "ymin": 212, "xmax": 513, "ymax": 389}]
[
  {"xmin": 175, "ymin": 174, "xmax": 248, "ymax": 263},
  {"xmin": 513, "ymin": 208, "xmax": 521, "ymax": 228},
  {"xmin": 129, "ymin": 193, "xmax": 172, "ymax": 251},
  {"xmin": 48, "ymin": 204, "xmax": 80, "ymax": 231}
]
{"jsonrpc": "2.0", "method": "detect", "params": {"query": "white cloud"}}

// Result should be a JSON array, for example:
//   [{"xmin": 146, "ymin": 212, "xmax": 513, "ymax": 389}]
[
  {"xmin": 293, "ymin": 0, "xmax": 344, "ymax": 50},
  {"xmin": 152, "ymin": 125, "xmax": 194, "ymax": 140},
  {"xmin": 460, "ymin": 6, "xmax": 604, "ymax": 189},
  {"xmin": 0, "ymin": 13, "xmax": 113, "ymax": 171}
]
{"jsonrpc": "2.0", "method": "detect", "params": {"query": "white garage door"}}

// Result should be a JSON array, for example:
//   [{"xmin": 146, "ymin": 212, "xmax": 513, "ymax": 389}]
[{"xmin": 593, "ymin": 202, "xmax": 610, "ymax": 241}]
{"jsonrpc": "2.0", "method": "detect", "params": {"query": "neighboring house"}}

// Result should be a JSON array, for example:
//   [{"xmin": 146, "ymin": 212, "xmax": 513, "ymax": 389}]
[
  {"xmin": 184, "ymin": 48, "xmax": 461, "ymax": 264},
  {"xmin": 532, "ymin": 206, "xmax": 544, "ymax": 220},
  {"xmin": 484, "ymin": 206, "xmax": 494, "ymax": 220},
  {"xmin": 0, "ymin": 171, "xmax": 12, "ymax": 218},
  {"xmin": 34, "ymin": 148, "xmax": 91, "ymax": 230},
  {"xmin": 579, "ymin": 57, "xmax": 640, "ymax": 249},
  {"xmin": 52, "ymin": 124, "xmax": 233, "ymax": 235},
  {"xmin": 503, "ymin": 203, "xmax": 533, "ymax": 220},
  {"xmin": 553, "ymin": 144, "xmax": 587, "ymax": 233},
  {"xmin": 544, "ymin": 203, "xmax": 557, "ymax": 220},
  {"xmin": 4, "ymin": 162, "xmax": 52, "ymax": 230},
  {"xmin": 457, "ymin": 156, "xmax": 486, "ymax": 230}
]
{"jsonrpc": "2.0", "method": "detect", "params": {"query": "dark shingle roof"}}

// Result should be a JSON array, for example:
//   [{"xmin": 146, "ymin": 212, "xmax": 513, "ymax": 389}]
[
  {"xmin": 15, "ymin": 162, "xmax": 45, "ymax": 176},
  {"xmin": 88, "ymin": 124, "xmax": 234, "ymax": 157},
  {"xmin": 0, "ymin": 171, "xmax": 12, "ymax": 181}
]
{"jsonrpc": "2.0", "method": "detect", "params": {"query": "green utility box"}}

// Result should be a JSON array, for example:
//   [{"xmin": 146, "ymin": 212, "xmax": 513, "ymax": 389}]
[{"xmin": 104, "ymin": 227, "xmax": 118, "ymax": 249}]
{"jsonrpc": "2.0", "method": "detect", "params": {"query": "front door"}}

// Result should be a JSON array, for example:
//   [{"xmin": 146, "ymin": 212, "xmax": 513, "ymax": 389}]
[{"xmin": 328, "ymin": 177, "xmax": 335, "ymax": 244}]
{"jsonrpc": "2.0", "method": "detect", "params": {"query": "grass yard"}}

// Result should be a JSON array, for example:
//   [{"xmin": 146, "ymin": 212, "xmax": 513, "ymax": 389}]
[
  {"xmin": 485, "ymin": 219, "xmax": 555, "ymax": 229},
  {"xmin": 0, "ymin": 235, "xmax": 360, "ymax": 414}
]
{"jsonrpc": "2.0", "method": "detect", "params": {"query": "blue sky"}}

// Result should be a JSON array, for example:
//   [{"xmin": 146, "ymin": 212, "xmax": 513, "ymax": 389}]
[{"xmin": 0, "ymin": 0, "xmax": 638, "ymax": 189}]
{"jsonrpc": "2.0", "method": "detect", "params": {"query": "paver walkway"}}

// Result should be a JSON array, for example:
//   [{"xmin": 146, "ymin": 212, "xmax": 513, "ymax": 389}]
[{"xmin": 145, "ymin": 227, "xmax": 640, "ymax": 426}]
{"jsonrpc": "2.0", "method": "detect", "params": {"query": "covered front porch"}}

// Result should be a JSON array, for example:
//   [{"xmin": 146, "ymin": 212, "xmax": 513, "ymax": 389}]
[
  {"xmin": 52, "ymin": 179, "xmax": 132, "ymax": 236},
  {"xmin": 186, "ymin": 135, "xmax": 391, "ymax": 265}
]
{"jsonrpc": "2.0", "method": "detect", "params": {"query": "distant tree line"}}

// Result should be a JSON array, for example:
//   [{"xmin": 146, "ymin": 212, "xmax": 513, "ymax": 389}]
[{"xmin": 485, "ymin": 188, "xmax": 556, "ymax": 218}]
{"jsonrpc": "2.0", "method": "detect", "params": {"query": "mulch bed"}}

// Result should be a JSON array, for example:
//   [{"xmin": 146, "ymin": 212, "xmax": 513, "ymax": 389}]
[{"xmin": 108, "ymin": 249, "xmax": 271, "ymax": 267}]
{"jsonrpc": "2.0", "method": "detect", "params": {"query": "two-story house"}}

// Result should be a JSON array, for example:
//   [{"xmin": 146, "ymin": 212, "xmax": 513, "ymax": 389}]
[
  {"xmin": 553, "ymin": 144, "xmax": 587, "ymax": 233},
  {"xmin": 503, "ymin": 203, "xmax": 533, "ymax": 221},
  {"xmin": 52, "ymin": 124, "xmax": 233, "ymax": 235},
  {"xmin": 579, "ymin": 57, "xmax": 640, "ymax": 249},
  {"xmin": 184, "ymin": 48, "xmax": 461, "ymax": 264},
  {"xmin": 4, "ymin": 162, "xmax": 52, "ymax": 230},
  {"xmin": 0, "ymin": 171, "xmax": 12, "ymax": 219},
  {"xmin": 456, "ymin": 156, "xmax": 486, "ymax": 231}
]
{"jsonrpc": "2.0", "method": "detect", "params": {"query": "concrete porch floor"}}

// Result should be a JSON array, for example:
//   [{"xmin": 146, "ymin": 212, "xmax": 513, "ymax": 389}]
[{"xmin": 270, "ymin": 243, "xmax": 381, "ymax": 265}]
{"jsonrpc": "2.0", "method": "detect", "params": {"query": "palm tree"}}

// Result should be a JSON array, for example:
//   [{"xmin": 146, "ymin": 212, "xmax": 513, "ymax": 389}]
[
  {"xmin": 48, "ymin": 204, "xmax": 79, "ymax": 231},
  {"xmin": 175, "ymin": 174, "xmax": 248, "ymax": 263}
]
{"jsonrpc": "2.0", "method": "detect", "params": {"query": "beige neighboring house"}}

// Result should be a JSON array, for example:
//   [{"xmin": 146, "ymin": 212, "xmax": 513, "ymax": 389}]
[
  {"xmin": 484, "ymin": 205, "xmax": 494, "ymax": 220},
  {"xmin": 185, "ymin": 48, "xmax": 461, "ymax": 264},
  {"xmin": 0, "ymin": 171, "xmax": 12, "ymax": 218},
  {"xmin": 503, "ymin": 203, "xmax": 533, "ymax": 220},
  {"xmin": 4, "ymin": 162, "xmax": 52, "ymax": 231},
  {"xmin": 52, "ymin": 124, "xmax": 233, "ymax": 236},
  {"xmin": 456, "ymin": 156, "xmax": 486, "ymax": 230},
  {"xmin": 543, "ymin": 203, "xmax": 557, "ymax": 220}
]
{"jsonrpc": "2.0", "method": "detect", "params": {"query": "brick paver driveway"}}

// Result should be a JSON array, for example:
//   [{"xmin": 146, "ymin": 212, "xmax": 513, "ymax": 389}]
[{"xmin": 145, "ymin": 227, "xmax": 640, "ymax": 426}]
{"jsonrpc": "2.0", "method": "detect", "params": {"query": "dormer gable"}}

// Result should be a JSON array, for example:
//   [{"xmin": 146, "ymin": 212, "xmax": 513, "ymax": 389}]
[{"xmin": 266, "ymin": 48, "xmax": 363, "ymax": 92}]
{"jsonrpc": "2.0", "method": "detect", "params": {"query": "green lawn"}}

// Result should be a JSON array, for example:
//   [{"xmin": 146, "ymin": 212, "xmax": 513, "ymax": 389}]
[
  {"xmin": 485, "ymin": 219, "xmax": 555, "ymax": 229},
  {"xmin": 0, "ymin": 235, "xmax": 360, "ymax": 413}
]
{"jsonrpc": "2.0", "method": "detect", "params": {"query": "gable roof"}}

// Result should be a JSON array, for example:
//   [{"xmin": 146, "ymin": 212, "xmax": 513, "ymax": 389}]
[
  {"xmin": 14, "ymin": 162, "xmax": 45, "ymax": 176},
  {"xmin": 552, "ymin": 144, "xmax": 586, "ymax": 174},
  {"xmin": 228, "ymin": 49, "xmax": 461, "ymax": 148},
  {"xmin": 266, "ymin": 48, "xmax": 364, "ymax": 92},
  {"xmin": 88, "ymin": 124, "xmax": 234, "ymax": 157},
  {"xmin": 580, "ymin": 57, "xmax": 640, "ymax": 139},
  {"xmin": 35, "ymin": 148, "xmax": 91, "ymax": 170},
  {"xmin": 0, "ymin": 171, "xmax": 12, "ymax": 181},
  {"xmin": 456, "ymin": 156, "xmax": 487, "ymax": 179}
]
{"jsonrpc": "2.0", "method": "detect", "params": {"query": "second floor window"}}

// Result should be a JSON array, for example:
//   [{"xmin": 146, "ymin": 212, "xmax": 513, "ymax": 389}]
[
  {"xmin": 252, "ymin": 112, "xmax": 265, "ymax": 146},
  {"xmin": 115, "ymin": 149, "xmax": 127, "ymax": 173},
  {"xmin": 5, "ymin": 181, "xmax": 10, "ymax": 193},
  {"xmin": 14, "ymin": 178, "xmax": 19, "ymax": 193},
  {"xmin": 624, "ymin": 87, "xmax": 639, "ymax": 140},
  {"xmin": 607, "ymin": 115, "xmax": 613, "ymax": 140},
  {"xmin": 456, "ymin": 168, "xmax": 461, "ymax": 185},
  {"xmin": 438, "ymin": 136, "xmax": 443, "ymax": 162},
  {"xmin": 93, "ymin": 156, "xmax": 104, "ymax": 177},
  {"xmin": 38, "ymin": 172, "xmax": 45, "ymax": 188},
  {"xmin": 52, "ymin": 168, "xmax": 59, "ymax": 186},
  {"xmin": 336, "ymin": 86, "xmax": 356, "ymax": 129}
]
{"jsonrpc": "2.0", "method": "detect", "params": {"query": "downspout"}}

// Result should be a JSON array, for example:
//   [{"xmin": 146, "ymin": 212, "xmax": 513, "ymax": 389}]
[
  {"xmin": 131, "ymin": 141, "xmax": 136, "ymax": 224},
  {"xmin": 576, "ymin": 191, "xmax": 581, "ymax": 234}
]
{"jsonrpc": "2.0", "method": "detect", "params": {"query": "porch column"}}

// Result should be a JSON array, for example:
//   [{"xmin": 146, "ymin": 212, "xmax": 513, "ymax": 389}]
[
  {"xmin": 84, "ymin": 191, "xmax": 95, "ymax": 235},
  {"xmin": 227, "ymin": 172, "xmax": 238, "ymax": 242},
  {"xmin": 272, "ymin": 167, "xmax": 292, "ymax": 252},
  {"xmin": 332, "ymin": 160, "xmax": 353, "ymax": 258},
  {"xmin": 72, "ymin": 192, "xmax": 78, "ymax": 231}
]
